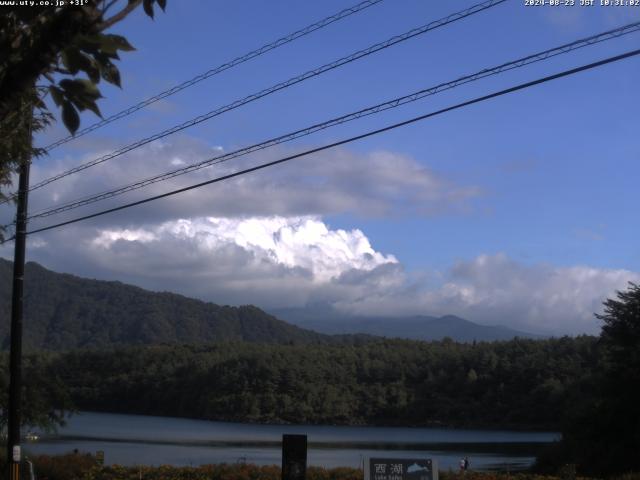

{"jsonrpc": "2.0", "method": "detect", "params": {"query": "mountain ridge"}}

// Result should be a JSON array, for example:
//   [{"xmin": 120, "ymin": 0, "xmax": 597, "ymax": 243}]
[
  {"xmin": 0, "ymin": 258, "xmax": 540, "ymax": 350},
  {"xmin": 0, "ymin": 258, "xmax": 343, "ymax": 350},
  {"xmin": 270, "ymin": 306, "xmax": 542, "ymax": 342}
]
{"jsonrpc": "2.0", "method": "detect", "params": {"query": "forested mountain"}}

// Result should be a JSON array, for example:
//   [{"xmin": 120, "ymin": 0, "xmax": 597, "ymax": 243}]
[
  {"xmin": 271, "ymin": 306, "xmax": 541, "ymax": 341},
  {"xmin": 36, "ymin": 335, "xmax": 597, "ymax": 430},
  {"xmin": 0, "ymin": 259, "xmax": 536, "ymax": 350},
  {"xmin": 0, "ymin": 259, "xmax": 342, "ymax": 350}
]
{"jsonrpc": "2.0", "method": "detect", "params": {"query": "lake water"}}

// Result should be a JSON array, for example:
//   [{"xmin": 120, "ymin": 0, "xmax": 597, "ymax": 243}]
[{"xmin": 25, "ymin": 412, "xmax": 560, "ymax": 471}]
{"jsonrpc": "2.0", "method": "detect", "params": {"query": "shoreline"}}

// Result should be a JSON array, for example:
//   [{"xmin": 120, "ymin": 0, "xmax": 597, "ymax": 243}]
[{"xmin": 68, "ymin": 409, "xmax": 562, "ymax": 434}]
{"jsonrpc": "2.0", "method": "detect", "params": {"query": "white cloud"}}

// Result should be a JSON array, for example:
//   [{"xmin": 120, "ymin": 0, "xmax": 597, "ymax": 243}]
[
  {"xmin": 9, "ymin": 211, "xmax": 637, "ymax": 336},
  {"xmin": 12, "ymin": 216, "xmax": 399, "ymax": 309},
  {"xmin": 336, "ymin": 253, "xmax": 640, "ymax": 335},
  {"xmin": 2, "ymin": 137, "xmax": 480, "ymax": 230},
  {"xmin": 1, "ymin": 138, "xmax": 635, "ymax": 336},
  {"xmin": 93, "ymin": 228, "xmax": 157, "ymax": 248},
  {"xmin": 91, "ymin": 216, "xmax": 398, "ymax": 283}
]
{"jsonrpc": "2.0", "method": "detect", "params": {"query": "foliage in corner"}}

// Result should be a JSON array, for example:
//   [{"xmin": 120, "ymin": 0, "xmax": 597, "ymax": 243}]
[
  {"xmin": 0, "ymin": 1, "xmax": 167, "ymax": 134},
  {"xmin": 539, "ymin": 283, "xmax": 640, "ymax": 476},
  {"xmin": 0, "ymin": 0, "xmax": 167, "ymax": 423},
  {"xmin": 0, "ymin": 0, "xmax": 167, "ymax": 208},
  {"xmin": 0, "ymin": 351, "xmax": 75, "ymax": 434}
]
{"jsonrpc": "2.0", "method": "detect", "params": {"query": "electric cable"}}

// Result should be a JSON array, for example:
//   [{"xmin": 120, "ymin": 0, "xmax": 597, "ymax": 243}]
[
  {"xmin": 24, "ymin": 21, "xmax": 640, "ymax": 222},
  {"xmin": 42, "ymin": 0, "xmax": 386, "ymax": 152},
  {"xmin": 18, "ymin": 48, "xmax": 639, "ymax": 239},
  {"xmin": 25, "ymin": 0, "xmax": 506, "ymax": 195}
]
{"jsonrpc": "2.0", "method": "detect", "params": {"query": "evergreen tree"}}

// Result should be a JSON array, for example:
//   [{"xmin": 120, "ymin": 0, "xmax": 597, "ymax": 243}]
[{"xmin": 559, "ymin": 283, "xmax": 640, "ymax": 475}]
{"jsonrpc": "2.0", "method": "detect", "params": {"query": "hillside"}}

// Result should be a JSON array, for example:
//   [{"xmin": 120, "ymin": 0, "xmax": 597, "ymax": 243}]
[
  {"xmin": 271, "ymin": 306, "xmax": 541, "ymax": 342},
  {"xmin": 23, "ymin": 336, "xmax": 597, "ymax": 429},
  {"xmin": 0, "ymin": 259, "xmax": 337, "ymax": 350},
  {"xmin": 0, "ymin": 258, "xmax": 537, "ymax": 350}
]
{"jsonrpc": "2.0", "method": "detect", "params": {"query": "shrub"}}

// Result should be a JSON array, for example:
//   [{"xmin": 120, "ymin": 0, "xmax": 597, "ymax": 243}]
[{"xmin": 32, "ymin": 452, "xmax": 99, "ymax": 480}]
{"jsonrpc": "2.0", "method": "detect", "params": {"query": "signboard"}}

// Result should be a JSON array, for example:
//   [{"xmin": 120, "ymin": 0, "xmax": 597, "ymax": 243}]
[
  {"xmin": 365, "ymin": 457, "xmax": 438, "ymax": 480},
  {"xmin": 281, "ymin": 434, "xmax": 307, "ymax": 480},
  {"xmin": 12, "ymin": 445, "xmax": 21, "ymax": 462}
]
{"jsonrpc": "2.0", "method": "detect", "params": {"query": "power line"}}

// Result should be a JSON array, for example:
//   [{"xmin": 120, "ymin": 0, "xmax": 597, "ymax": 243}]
[
  {"xmin": 25, "ymin": 0, "xmax": 505, "ymax": 194},
  {"xmin": 24, "ymin": 20, "xmax": 640, "ymax": 222},
  {"xmin": 41, "ymin": 0, "xmax": 385, "ymax": 152},
  {"xmin": 20, "ymin": 48, "xmax": 640, "ymax": 238},
  {"xmin": 0, "ymin": 229, "xmax": 16, "ymax": 245},
  {"xmin": 1, "ymin": 235, "xmax": 16, "ymax": 244}
]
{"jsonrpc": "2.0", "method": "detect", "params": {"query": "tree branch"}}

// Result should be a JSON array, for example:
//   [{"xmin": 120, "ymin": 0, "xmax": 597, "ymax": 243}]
[
  {"xmin": 97, "ymin": 0, "xmax": 142, "ymax": 31},
  {"xmin": 102, "ymin": 0, "xmax": 120, "ymax": 15}
]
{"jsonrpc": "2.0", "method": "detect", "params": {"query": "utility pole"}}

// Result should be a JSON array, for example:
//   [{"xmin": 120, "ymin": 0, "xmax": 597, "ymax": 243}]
[{"xmin": 6, "ymin": 106, "xmax": 32, "ymax": 480}]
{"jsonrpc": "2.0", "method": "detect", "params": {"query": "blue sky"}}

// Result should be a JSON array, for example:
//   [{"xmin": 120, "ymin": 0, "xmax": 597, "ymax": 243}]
[{"xmin": 2, "ymin": 0, "xmax": 639, "ymax": 335}]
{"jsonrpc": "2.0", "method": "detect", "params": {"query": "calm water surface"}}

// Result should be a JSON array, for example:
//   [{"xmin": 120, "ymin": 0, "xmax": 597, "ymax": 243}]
[{"xmin": 25, "ymin": 412, "xmax": 560, "ymax": 471}]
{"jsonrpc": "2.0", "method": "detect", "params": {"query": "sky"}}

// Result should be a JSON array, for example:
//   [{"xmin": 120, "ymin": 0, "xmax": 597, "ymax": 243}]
[{"xmin": 2, "ymin": 0, "xmax": 639, "ymax": 335}]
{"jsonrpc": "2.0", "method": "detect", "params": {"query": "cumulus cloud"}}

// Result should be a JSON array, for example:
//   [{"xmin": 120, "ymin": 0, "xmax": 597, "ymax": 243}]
[
  {"xmin": 11, "ymin": 216, "xmax": 400, "ymax": 309},
  {"xmin": 336, "ymin": 253, "xmax": 640, "ymax": 335},
  {"xmin": 1, "ymin": 138, "xmax": 635, "ymax": 336},
  {"xmin": 3, "ymin": 137, "xmax": 480, "ymax": 230},
  {"xmin": 91, "ymin": 216, "xmax": 397, "ymax": 283},
  {"xmin": 7, "ymin": 209, "xmax": 637, "ymax": 336}
]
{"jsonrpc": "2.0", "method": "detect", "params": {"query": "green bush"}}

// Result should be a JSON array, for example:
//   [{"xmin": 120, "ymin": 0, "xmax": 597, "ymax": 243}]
[
  {"xmin": 32, "ymin": 452, "xmax": 99, "ymax": 480},
  {"xmin": 1, "ymin": 454, "xmax": 637, "ymax": 480}
]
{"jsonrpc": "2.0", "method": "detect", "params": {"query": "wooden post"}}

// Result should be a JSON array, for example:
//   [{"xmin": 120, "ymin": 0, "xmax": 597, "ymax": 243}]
[{"xmin": 282, "ymin": 434, "xmax": 307, "ymax": 480}]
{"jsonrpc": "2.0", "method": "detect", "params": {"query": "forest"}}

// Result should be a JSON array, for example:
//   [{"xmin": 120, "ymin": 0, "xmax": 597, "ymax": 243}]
[
  {"xmin": 0, "ymin": 259, "xmax": 371, "ymax": 350},
  {"xmin": 1, "ymin": 283, "xmax": 639, "ymax": 476},
  {"xmin": 1, "ymin": 336, "xmax": 597, "ymax": 430}
]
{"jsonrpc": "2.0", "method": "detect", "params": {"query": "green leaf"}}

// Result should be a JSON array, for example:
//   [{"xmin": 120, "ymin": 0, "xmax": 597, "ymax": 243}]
[
  {"xmin": 61, "ymin": 49, "xmax": 100, "ymax": 83},
  {"xmin": 97, "ymin": 49, "xmax": 120, "ymax": 61},
  {"xmin": 58, "ymin": 79, "xmax": 102, "ymax": 120},
  {"xmin": 143, "ymin": 0, "xmax": 154, "ymax": 18},
  {"xmin": 61, "ymin": 48, "xmax": 89, "ymax": 75},
  {"xmin": 58, "ymin": 78, "xmax": 79, "ymax": 93},
  {"xmin": 156, "ymin": 0, "xmax": 167, "ymax": 11},
  {"xmin": 76, "ymin": 34, "xmax": 101, "ymax": 54},
  {"xmin": 83, "ymin": 100, "xmax": 102, "ymax": 118},
  {"xmin": 61, "ymin": 101, "xmax": 80, "ymax": 134},
  {"xmin": 49, "ymin": 86, "xmax": 64, "ymax": 107},
  {"xmin": 59, "ymin": 79, "xmax": 102, "ymax": 101},
  {"xmin": 96, "ymin": 33, "xmax": 135, "ymax": 55},
  {"xmin": 33, "ymin": 96, "xmax": 47, "ymax": 110},
  {"xmin": 101, "ymin": 34, "xmax": 135, "ymax": 52},
  {"xmin": 101, "ymin": 62, "xmax": 121, "ymax": 88},
  {"xmin": 85, "ymin": 58, "xmax": 101, "ymax": 84},
  {"xmin": 76, "ymin": 79, "xmax": 101, "ymax": 99},
  {"xmin": 61, "ymin": 49, "xmax": 81, "ymax": 74}
]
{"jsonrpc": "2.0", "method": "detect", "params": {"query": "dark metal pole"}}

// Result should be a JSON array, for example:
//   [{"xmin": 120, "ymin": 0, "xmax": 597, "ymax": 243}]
[
  {"xmin": 7, "ymin": 149, "xmax": 31, "ymax": 479},
  {"xmin": 282, "ymin": 434, "xmax": 307, "ymax": 480}
]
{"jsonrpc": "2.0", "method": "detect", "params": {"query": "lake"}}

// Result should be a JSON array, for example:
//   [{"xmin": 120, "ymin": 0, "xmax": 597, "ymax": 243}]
[{"xmin": 25, "ymin": 412, "xmax": 560, "ymax": 471}]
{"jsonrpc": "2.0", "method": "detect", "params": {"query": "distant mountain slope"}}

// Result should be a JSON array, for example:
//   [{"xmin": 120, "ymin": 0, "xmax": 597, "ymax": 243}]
[
  {"xmin": 270, "ymin": 305, "xmax": 541, "ymax": 342},
  {"xmin": 0, "ymin": 259, "xmax": 340, "ymax": 350}
]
